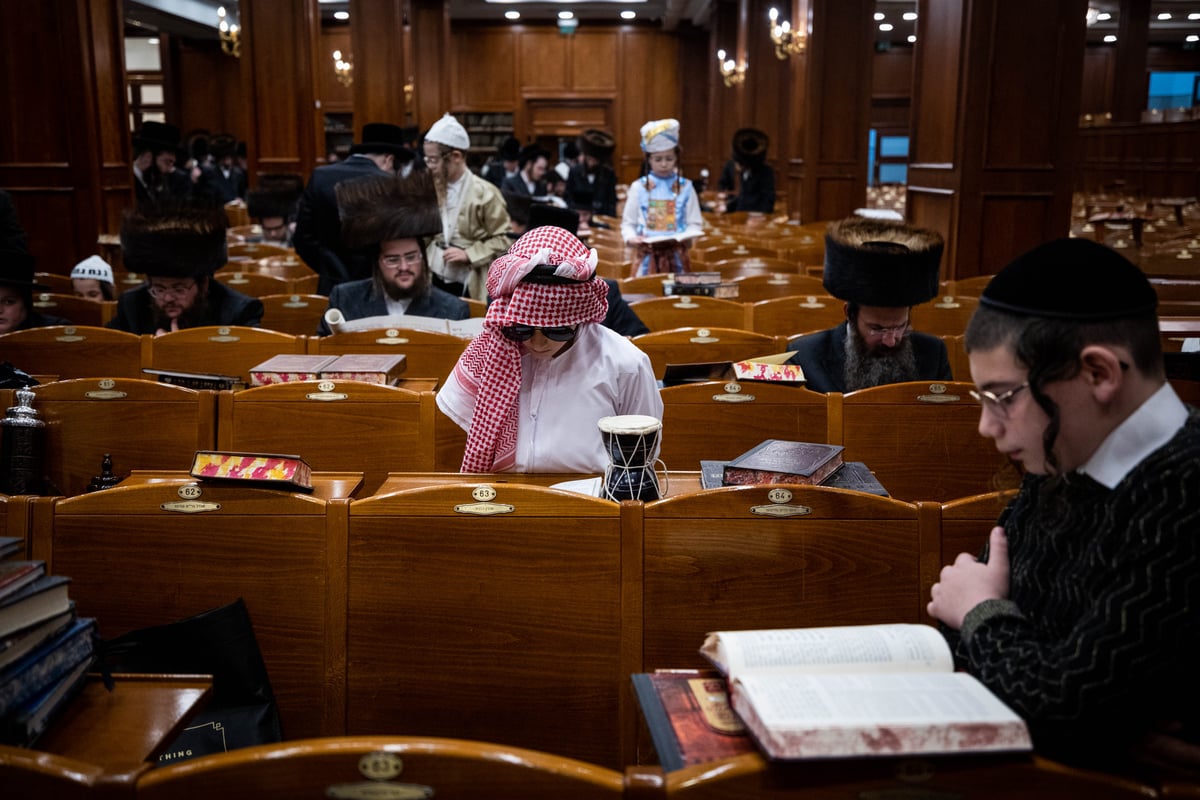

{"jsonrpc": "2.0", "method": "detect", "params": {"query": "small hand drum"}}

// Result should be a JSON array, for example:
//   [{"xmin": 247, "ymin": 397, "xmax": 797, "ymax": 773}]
[{"xmin": 597, "ymin": 414, "xmax": 664, "ymax": 502}]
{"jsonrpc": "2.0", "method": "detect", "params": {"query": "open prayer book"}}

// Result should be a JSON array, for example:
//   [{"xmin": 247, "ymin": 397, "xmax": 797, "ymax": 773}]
[
  {"xmin": 700, "ymin": 623, "xmax": 1032, "ymax": 760},
  {"xmin": 323, "ymin": 308, "xmax": 484, "ymax": 338}
]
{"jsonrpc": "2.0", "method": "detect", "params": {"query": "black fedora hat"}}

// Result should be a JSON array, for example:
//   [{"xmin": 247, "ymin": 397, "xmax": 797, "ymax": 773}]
[
  {"xmin": 133, "ymin": 121, "xmax": 182, "ymax": 154},
  {"xmin": 351, "ymin": 122, "xmax": 414, "ymax": 161},
  {"xmin": 580, "ymin": 129, "xmax": 616, "ymax": 160},
  {"xmin": 0, "ymin": 250, "xmax": 48, "ymax": 291}
]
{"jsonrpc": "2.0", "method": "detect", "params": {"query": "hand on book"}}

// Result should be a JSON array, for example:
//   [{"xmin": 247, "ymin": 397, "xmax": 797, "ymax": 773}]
[{"xmin": 928, "ymin": 526, "xmax": 1010, "ymax": 630}]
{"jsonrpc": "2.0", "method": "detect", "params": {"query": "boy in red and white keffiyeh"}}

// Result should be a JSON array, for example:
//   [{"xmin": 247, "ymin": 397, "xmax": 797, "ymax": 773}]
[{"xmin": 438, "ymin": 226, "xmax": 662, "ymax": 473}]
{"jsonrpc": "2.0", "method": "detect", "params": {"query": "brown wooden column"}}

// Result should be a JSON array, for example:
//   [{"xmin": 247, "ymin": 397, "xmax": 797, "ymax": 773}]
[
  {"xmin": 785, "ymin": 0, "xmax": 873, "ymax": 223},
  {"xmin": 907, "ymin": 0, "xmax": 1089, "ymax": 280},
  {"xmin": 1112, "ymin": 0, "xmax": 1151, "ymax": 123},
  {"xmin": 350, "ymin": 0, "xmax": 408, "ymax": 130},
  {"xmin": 240, "ymin": 0, "xmax": 323, "ymax": 177},
  {"xmin": 0, "ymin": 0, "xmax": 130, "ymax": 272},
  {"xmin": 410, "ymin": 0, "xmax": 451, "ymax": 129}
]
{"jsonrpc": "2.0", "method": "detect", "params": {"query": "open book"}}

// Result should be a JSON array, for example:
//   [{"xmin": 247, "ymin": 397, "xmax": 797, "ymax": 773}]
[
  {"xmin": 323, "ymin": 308, "xmax": 484, "ymax": 338},
  {"xmin": 700, "ymin": 623, "xmax": 1032, "ymax": 760}
]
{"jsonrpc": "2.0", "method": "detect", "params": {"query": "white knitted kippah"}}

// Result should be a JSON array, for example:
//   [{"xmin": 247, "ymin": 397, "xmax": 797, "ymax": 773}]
[
  {"xmin": 70, "ymin": 255, "xmax": 114, "ymax": 285},
  {"xmin": 425, "ymin": 113, "xmax": 470, "ymax": 151}
]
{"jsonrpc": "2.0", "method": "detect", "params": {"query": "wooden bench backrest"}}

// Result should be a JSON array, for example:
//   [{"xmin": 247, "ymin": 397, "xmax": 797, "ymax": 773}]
[
  {"xmin": 147, "ymin": 326, "xmax": 306, "ymax": 381},
  {"xmin": 213, "ymin": 271, "xmax": 293, "ymax": 298},
  {"xmin": 346, "ymin": 483, "xmax": 636, "ymax": 769},
  {"xmin": 730, "ymin": 273, "xmax": 826, "ymax": 303},
  {"xmin": 32, "ymin": 378, "xmax": 216, "ymax": 497},
  {"xmin": 256, "ymin": 293, "xmax": 327, "ymax": 337},
  {"xmin": 641, "ymin": 486, "xmax": 937, "ymax": 670},
  {"xmin": 137, "ymin": 736, "xmax": 625, "ymax": 800},
  {"xmin": 0, "ymin": 325, "xmax": 145, "ymax": 380},
  {"xmin": 658, "ymin": 380, "xmax": 827, "ymax": 470},
  {"xmin": 834, "ymin": 380, "xmax": 1010, "ymax": 502},
  {"xmin": 32, "ymin": 482, "xmax": 347, "ymax": 739},
  {"xmin": 640, "ymin": 752, "xmax": 1159, "ymax": 799},
  {"xmin": 628, "ymin": 296, "xmax": 750, "ymax": 333},
  {"xmin": 313, "ymin": 329, "xmax": 469, "ymax": 385},
  {"xmin": 216, "ymin": 382, "xmax": 435, "ymax": 495},
  {"xmin": 0, "ymin": 745, "xmax": 111, "ymax": 800},
  {"xmin": 31, "ymin": 292, "xmax": 116, "ymax": 326},
  {"xmin": 631, "ymin": 328, "xmax": 782, "ymax": 380},
  {"xmin": 910, "ymin": 295, "xmax": 979, "ymax": 337},
  {"xmin": 748, "ymin": 294, "xmax": 846, "ymax": 337},
  {"xmin": 939, "ymin": 489, "xmax": 1019, "ymax": 566}
]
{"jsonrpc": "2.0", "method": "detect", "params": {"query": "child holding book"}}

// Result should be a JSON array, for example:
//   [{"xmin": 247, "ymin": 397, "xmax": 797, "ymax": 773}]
[
  {"xmin": 620, "ymin": 119, "xmax": 703, "ymax": 276},
  {"xmin": 927, "ymin": 238, "xmax": 1200, "ymax": 779}
]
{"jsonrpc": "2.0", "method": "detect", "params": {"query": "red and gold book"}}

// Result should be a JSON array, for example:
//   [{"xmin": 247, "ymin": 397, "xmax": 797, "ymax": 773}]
[{"xmin": 189, "ymin": 451, "xmax": 313, "ymax": 492}]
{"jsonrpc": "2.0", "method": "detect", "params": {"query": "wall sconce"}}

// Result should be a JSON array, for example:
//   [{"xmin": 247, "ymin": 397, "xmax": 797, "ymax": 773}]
[
  {"xmin": 768, "ymin": 7, "xmax": 806, "ymax": 59},
  {"xmin": 217, "ymin": 5, "xmax": 241, "ymax": 58},
  {"xmin": 716, "ymin": 49, "xmax": 747, "ymax": 88},
  {"xmin": 333, "ymin": 50, "xmax": 353, "ymax": 87}
]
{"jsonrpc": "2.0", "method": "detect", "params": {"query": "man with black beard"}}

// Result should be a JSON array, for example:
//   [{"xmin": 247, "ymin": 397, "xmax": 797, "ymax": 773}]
[
  {"xmin": 316, "ymin": 170, "xmax": 469, "ymax": 336},
  {"xmin": 108, "ymin": 205, "xmax": 262, "ymax": 336},
  {"xmin": 785, "ymin": 217, "xmax": 952, "ymax": 393}
]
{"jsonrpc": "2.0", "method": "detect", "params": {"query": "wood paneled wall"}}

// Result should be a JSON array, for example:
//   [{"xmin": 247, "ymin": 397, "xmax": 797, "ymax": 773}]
[
  {"xmin": 1077, "ymin": 120, "xmax": 1200, "ymax": 197},
  {"xmin": 908, "ymin": 0, "xmax": 1087, "ymax": 281},
  {"xmin": 0, "ymin": 0, "xmax": 130, "ymax": 274},
  {"xmin": 173, "ymin": 39, "xmax": 246, "ymax": 143}
]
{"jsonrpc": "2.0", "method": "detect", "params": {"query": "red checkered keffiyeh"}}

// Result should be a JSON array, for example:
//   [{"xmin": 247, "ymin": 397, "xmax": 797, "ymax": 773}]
[{"xmin": 453, "ymin": 226, "xmax": 609, "ymax": 472}]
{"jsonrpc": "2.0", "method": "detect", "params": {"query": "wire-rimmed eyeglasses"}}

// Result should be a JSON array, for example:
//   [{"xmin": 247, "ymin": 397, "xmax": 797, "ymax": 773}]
[{"xmin": 968, "ymin": 382, "xmax": 1030, "ymax": 419}]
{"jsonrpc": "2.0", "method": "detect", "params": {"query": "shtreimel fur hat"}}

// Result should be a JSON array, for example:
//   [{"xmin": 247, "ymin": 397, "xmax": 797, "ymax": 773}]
[
  {"xmin": 336, "ymin": 169, "xmax": 442, "ymax": 250},
  {"xmin": 120, "ymin": 205, "xmax": 228, "ymax": 279},
  {"xmin": 822, "ymin": 217, "xmax": 943, "ymax": 307},
  {"xmin": 247, "ymin": 173, "xmax": 305, "ymax": 220}
]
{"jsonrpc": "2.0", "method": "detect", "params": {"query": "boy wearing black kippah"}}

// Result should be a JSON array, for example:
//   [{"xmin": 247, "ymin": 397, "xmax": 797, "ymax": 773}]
[{"xmin": 928, "ymin": 237, "xmax": 1200, "ymax": 779}]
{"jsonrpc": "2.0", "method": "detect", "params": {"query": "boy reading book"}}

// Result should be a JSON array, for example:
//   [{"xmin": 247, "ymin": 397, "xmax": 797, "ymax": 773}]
[
  {"xmin": 927, "ymin": 239, "xmax": 1200, "ymax": 779},
  {"xmin": 700, "ymin": 623, "xmax": 1031, "ymax": 761}
]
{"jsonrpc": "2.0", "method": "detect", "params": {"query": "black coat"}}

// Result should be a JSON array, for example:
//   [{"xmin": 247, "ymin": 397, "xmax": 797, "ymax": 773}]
[
  {"xmin": 565, "ymin": 163, "xmax": 618, "ymax": 217},
  {"xmin": 293, "ymin": 155, "xmax": 389, "ymax": 295},
  {"xmin": 602, "ymin": 279, "xmax": 649, "ymax": 338},
  {"xmin": 784, "ymin": 323, "xmax": 952, "ymax": 393},
  {"xmin": 317, "ymin": 278, "xmax": 470, "ymax": 336},
  {"xmin": 107, "ymin": 281, "xmax": 264, "ymax": 335}
]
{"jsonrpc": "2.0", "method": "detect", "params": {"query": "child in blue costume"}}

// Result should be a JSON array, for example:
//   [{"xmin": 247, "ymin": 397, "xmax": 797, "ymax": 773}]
[{"xmin": 620, "ymin": 119, "xmax": 704, "ymax": 276}]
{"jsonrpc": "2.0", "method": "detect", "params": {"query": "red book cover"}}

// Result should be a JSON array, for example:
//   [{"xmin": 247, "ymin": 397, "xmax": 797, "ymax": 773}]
[
  {"xmin": 189, "ymin": 451, "xmax": 313, "ymax": 492},
  {"xmin": 0, "ymin": 563, "xmax": 46, "ymax": 603},
  {"xmin": 632, "ymin": 670, "xmax": 756, "ymax": 771},
  {"xmin": 249, "ymin": 355, "xmax": 339, "ymax": 386},
  {"xmin": 319, "ymin": 354, "xmax": 407, "ymax": 385},
  {"xmin": 722, "ymin": 440, "xmax": 844, "ymax": 486}
]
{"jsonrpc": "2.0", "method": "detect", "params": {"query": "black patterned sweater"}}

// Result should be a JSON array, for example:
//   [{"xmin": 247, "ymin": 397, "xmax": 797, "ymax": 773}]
[{"xmin": 949, "ymin": 410, "xmax": 1200, "ymax": 769}]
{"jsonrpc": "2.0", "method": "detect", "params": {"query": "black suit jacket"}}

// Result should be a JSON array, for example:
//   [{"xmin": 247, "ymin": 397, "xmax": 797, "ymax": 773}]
[
  {"xmin": 317, "ymin": 278, "xmax": 471, "ymax": 336},
  {"xmin": 784, "ymin": 323, "xmax": 952, "ymax": 393},
  {"xmin": 293, "ymin": 155, "xmax": 388, "ymax": 295},
  {"xmin": 602, "ymin": 279, "xmax": 649, "ymax": 337},
  {"xmin": 107, "ymin": 281, "xmax": 264, "ymax": 334},
  {"xmin": 565, "ymin": 164, "xmax": 618, "ymax": 217}
]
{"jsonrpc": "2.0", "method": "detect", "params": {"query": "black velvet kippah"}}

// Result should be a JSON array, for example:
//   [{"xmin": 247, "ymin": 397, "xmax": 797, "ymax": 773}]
[{"xmin": 980, "ymin": 238, "xmax": 1157, "ymax": 320}]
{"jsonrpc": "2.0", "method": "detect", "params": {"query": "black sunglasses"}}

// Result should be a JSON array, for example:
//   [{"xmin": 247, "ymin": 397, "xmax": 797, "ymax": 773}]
[{"xmin": 500, "ymin": 325, "xmax": 577, "ymax": 342}]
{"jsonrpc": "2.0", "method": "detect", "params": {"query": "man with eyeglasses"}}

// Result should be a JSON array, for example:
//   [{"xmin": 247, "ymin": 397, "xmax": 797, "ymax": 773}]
[
  {"xmin": 784, "ymin": 217, "xmax": 952, "ymax": 393},
  {"xmin": 422, "ymin": 113, "xmax": 511, "ymax": 302},
  {"xmin": 316, "ymin": 171, "xmax": 468, "ymax": 336},
  {"xmin": 108, "ymin": 205, "xmax": 262, "ymax": 335},
  {"xmin": 293, "ymin": 122, "xmax": 415, "ymax": 295},
  {"xmin": 928, "ymin": 238, "xmax": 1200, "ymax": 779},
  {"xmin": 437, "ymin": 225, "xmax": 661, "ymax": 473}
]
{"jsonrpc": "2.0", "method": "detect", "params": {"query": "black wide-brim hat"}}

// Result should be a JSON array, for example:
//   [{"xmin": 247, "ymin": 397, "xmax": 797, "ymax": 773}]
[
  {"xmin": 120, "ymin": 205, "xmax": 228, "ymax": 279},
  {"xmin": 580, "ymin": 129, "xmax": 616, "ymax": 160},
  {"xmin": 350, "ymin": 122, "xmax": 415, "ymax": 161},
  {"xmin": 133, "ymin": 121, "xmax": 182, "ymax": 154},
  {"xmin": 823, "ymin": 217, "xmax": 944, "ymax": 307},
  {"xmin": 247, "ymin": 173, "xmax": 305, "ymax": 220},
  {"xmin": 732, "ymin": 128, "xmax": 769, "ymax": 166},
  {"xmin": 209, "ymin": 133, "xmax": 238, "ymax": 160},
  {"xmin": 497, "ymin": 136, "xmax": 521, "ymax": 161},
  {"xmin": 336, "ymin": 170, "xmax": 442, "ymax": 249},
  {"xmin": 0, "ymin": 251, "xmax": 48, "ymax": 291}
]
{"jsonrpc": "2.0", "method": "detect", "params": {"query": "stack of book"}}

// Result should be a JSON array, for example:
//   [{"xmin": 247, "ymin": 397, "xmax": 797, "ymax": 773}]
[
  {"xmin": 702, "ymin": 439, "xmax": 890, "ymax": 496},
  {"xmin": 0, "ymin": 558, "xmax": 95, "ymax": 747},
  {"xmin": 663, "ymin": 272, "xmax": 739, "ymax": 299}
]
